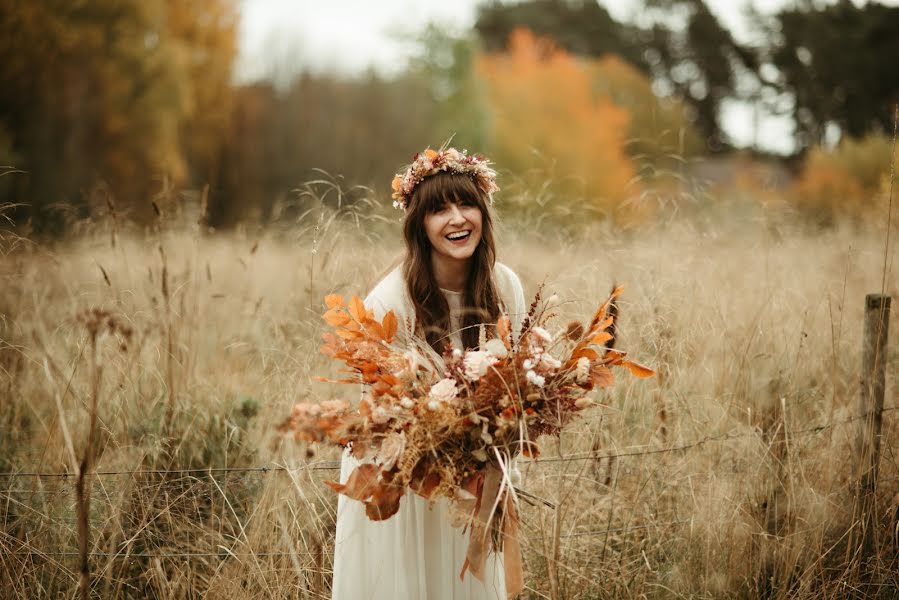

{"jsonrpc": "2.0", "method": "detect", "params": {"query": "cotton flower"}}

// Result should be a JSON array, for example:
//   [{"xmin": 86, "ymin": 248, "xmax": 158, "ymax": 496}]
[
  {"xmin": 480, "ymin": 423, "xmax": 494, "ymax": 444},
  {"xmin": 429, "ymin": 378, "xmax": 458, "ymax": 403},
  {"xmin": 427, "ymin": 400, "xmax": 441, "ymax": 411},
  {"xmin": 484, "ymin": 338, "xmax": 507, "ymax": 358},
  {"xmin": 400, "ymin": 397, "xmax": 414, "ymax": 409},
  {"xmin": 541, "ymin": 354, "xmax": 562, "ymax": 370},
  {"xmin": 371, "ymin": 406, "xmax": 391, "ymax": 424},
  {"xmin": 526, "ymin": 370, "xmax": 545, "ymax": 388},
  {"xmin": 452, "ymin": 348, "xmax": 463, "ymax": 359},
  {"xmin": 523, "ymin": 358, "xmax": 535, "ymax": 370},
  {"xmin": 532, "ymin": 326, "xmax": 552, "ymax": 344},
  {"xmin": 463, "ymin": 350, "xmax": 497, "ymax": 381},
  {"xmin": 576, "ymin": 356, "xmax": 590, "ymax": 384}
]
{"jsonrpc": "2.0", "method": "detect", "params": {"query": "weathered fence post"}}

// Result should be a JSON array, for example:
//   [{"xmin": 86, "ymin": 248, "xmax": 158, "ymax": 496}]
[{"xmin": 853, "ymin": 293, "xmax": 891, "ymax": 548}]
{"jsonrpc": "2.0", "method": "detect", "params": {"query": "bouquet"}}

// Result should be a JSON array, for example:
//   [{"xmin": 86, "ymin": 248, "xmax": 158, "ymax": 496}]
[{"xmin": 281, "ymin": 286, "xmax": 653, "ymax": 594}]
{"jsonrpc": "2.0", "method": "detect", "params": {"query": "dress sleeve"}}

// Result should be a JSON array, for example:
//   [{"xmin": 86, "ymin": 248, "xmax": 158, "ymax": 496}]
[
  {"xmin": 495, "ymin": 263, "xmax": 527, "ymax": 343},
  {"xmin": 363, "ymin": 267, "xmax": 414, "ymax": 342}
]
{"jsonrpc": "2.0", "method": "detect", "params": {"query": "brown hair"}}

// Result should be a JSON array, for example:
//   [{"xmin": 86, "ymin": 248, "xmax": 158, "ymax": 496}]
[{"xmin": 402, "ymin": 171, "xmax": 501, "ymax": 351}]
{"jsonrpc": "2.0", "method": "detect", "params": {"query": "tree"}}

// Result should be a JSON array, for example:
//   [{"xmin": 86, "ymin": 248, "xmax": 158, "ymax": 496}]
[
  {"xmin": 475, "ymin": 0, "xmax": 647, "ymax": 72},
  {"xmin": 408, "ymin": 26, "xmax": 492, "ymax": 154},
  {"xmin": 474, "ymin": 0, "xmax": 756, "ymax": 152},
  {"xmin": 165, "ymin": 1, "xmax": 239, "ymax": 188},
  {"xmin": 0, "ymin": 0, "xmax": 237, "ymax": 230},
  {"xmin": 640, "ymin": 0, "xmax": 759, "ymax": 151},
  {"xmin": 591, "ymin": 54, "xmax": 704, "ymax": 170},
  {"xmin": 476, "ymin": 28, "xmax": 637, "ymax": 218},
  {"xmin": 766, "ymin": 0, "xmax": 899, "ymax": 150}
]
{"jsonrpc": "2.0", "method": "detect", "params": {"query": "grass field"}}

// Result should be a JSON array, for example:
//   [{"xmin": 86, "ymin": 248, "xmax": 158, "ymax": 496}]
[{"xmin": 1, "ymin": 196, "xmax": 897, "ymax": 598}]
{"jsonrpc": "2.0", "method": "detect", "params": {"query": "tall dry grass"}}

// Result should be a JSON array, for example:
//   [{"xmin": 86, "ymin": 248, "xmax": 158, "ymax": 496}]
[{"xmin": 0, "ymin": 191, "xmax": 897, "ymax": 599}]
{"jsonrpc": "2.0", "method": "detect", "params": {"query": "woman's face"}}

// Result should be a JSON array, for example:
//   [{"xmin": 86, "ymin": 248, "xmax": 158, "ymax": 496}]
[{"xmin": 423, "ymin": 198, "xmax": 483, "ymax": 263}]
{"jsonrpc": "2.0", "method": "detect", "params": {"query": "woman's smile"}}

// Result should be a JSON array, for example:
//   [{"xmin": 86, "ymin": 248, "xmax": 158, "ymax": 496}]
[{"xmin": 445, "ymin": 230, "xmax": 472, "ymax": 243}]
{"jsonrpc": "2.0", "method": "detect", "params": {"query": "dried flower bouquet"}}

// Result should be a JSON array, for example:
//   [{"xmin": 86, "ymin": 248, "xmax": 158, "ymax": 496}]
[{"xmin": 281, "ymin": 285, "xmax": 653, "ymax": 593}]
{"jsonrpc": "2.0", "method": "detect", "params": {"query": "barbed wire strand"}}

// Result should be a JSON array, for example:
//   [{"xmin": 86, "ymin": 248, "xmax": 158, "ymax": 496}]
[{"xmin": 2, "ymin": 405, "xmax": 895, "ymax": 479}]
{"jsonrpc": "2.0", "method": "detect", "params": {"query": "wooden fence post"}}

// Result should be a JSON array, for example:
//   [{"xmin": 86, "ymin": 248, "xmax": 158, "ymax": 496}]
[{"xmin": 853, "ymin": 293, "xmax": 891, "ymax": 548}]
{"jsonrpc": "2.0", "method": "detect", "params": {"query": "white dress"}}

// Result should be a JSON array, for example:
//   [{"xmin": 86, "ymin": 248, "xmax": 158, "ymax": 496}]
[{"xmin": 331, "ymin": 263, "xmax": 526, "ymax": 600}]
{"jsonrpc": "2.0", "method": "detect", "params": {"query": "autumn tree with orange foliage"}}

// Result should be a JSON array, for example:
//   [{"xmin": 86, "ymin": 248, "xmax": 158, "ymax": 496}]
[
  {"xmin": 476, "ymin": 28, "xmax": 638, "ymax": 220},
  {"xmin": 0, "ymin": 0, "xmax": 237, "ymax": 230}
]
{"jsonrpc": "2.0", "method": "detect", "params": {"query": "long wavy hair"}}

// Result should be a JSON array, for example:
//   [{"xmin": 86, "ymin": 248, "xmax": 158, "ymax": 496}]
[{"xmin": 402, "ymin": 171, "xmax": 501, "ymax": 351}]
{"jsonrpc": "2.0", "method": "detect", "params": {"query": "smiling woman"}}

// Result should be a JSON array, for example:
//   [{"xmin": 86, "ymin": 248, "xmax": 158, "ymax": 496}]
[
  {"xmin": 331, "ymin": 148, "xmax": 526, "ymax": 599},
  {"xmin": 403, "ymin": 170, "xmax": 502, "ymax": 351}
]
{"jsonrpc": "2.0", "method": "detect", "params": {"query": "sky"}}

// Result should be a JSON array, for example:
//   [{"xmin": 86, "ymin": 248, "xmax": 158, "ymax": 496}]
[{"xmin": 234, "ymin": 0, "xmax": 891, "ymax": 155}]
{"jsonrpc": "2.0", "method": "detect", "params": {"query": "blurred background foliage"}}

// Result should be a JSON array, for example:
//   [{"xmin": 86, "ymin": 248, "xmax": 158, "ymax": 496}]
[{"xmin": 0, "ymin": 0, "xmax": 897, "ymax": 233}]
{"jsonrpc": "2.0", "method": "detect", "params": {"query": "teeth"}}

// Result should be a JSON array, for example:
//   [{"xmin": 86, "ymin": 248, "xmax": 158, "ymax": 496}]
[{"xmin": 447, "ymin": 231, "xmax": 470, "ymax": 240}]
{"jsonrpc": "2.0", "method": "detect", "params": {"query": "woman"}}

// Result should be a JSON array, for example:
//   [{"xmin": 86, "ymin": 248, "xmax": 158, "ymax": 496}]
[{"xmin": 331, "ymin": 148, "xmax": 526, "ymax": 600}]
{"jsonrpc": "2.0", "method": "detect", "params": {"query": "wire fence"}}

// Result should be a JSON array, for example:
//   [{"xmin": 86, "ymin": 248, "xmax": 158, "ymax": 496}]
[
  {"xmin": 1, "ymin": 405, "xmax": 896, "ymax": 564},
  {"xmin": 2, "ymin": 405, "xmax": 895, "ymax": 479}
]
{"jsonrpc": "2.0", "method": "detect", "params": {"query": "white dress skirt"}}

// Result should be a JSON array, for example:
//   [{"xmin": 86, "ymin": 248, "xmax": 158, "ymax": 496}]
[{"xmin": 331, "ymin": 289, "xmax": 508, "ymax": 600}]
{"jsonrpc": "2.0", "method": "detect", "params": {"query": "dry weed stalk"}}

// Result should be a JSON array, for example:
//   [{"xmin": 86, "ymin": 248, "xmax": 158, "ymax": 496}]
[{"xmin": 74, "ymin": 308, "xmax": 132, "ymax": 600}]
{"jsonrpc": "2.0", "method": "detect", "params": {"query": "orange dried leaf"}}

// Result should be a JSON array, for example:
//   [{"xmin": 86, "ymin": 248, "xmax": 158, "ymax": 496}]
[
  {"xmin": 572, "ymin": 347, "xmax": 600, "ymax": 361},
  {"xmin": 325, "ymin": 294, "xmax": 345, "ymax": 309},
  {"xmin": 336, "ymin": 328, "xmax": 363, "ymax": 340},
  {"xmin": 350, "ymin": 440, "xmax": 369, "ymax": 458},
  {"xmin": 324, "ymin": 463, "xmax": 380, "ymax": 501},
  {"xmin": 323, "ymin": 309, "xmax": 351, "ymax": 327},
  {"xmin": 594, "ymin": 316, "xmax": 614, "ymax": 332},
  {"xmin": 363, "ymin": 319, "xmax": 385, "ymax": 340},
  {"xmin": 410, "ymin": 459, "xmax": 440, "ymax": 499},
  {"xmin": 590, "ymin": 331, "xmax": 613, "ymax": 346},
  {"xmin": 590, "ymin": 365, "xmax": 615, "ymax": 388},
  {"xmin": 601, "ymin": 348, "xmax": 627, "ymax": 365},
  {"xmin": 382, "ymin": 311, "xmax": 398, "ymax": 341},
  {"xmin": 497, "ymin": 314, "xmax": 512, "ymax": 347},
  {"xmin": 591, "ymin": 287, "xmax": 623, "ymax": 327},
  {"xmin": 365, "ymin": 483, "xmax": 404, "ymax": 521},
  {"xmin": 348, "ymin": 296, "xmax": 366, "ymax": 322},
  {"xmin": 622, "ymin": 360, "xmax": 655, "ymax": 378}
]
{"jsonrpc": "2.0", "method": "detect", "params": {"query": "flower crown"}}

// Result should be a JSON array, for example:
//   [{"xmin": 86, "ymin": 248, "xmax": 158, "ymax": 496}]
[{"xmin": 391, "ymin": 147, "xmax": 499, "ymax": 211}]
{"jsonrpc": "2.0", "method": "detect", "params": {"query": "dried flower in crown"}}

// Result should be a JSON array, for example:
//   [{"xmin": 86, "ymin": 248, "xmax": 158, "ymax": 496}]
[{"xmin": 390, "ymin": 146, "xmax": 500, "ymax": 210}]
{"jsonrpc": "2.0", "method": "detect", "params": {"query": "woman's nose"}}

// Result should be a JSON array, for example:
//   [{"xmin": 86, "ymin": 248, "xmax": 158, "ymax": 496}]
[{"xmin": 447, "ymin": 203, "xmax": 466, "ymax": 224}]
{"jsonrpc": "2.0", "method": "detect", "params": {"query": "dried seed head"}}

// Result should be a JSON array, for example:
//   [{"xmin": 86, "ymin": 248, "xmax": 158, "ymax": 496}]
[{"xmin": 564, "ymin": 321, "xmax": 584, "ymax": 341}]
